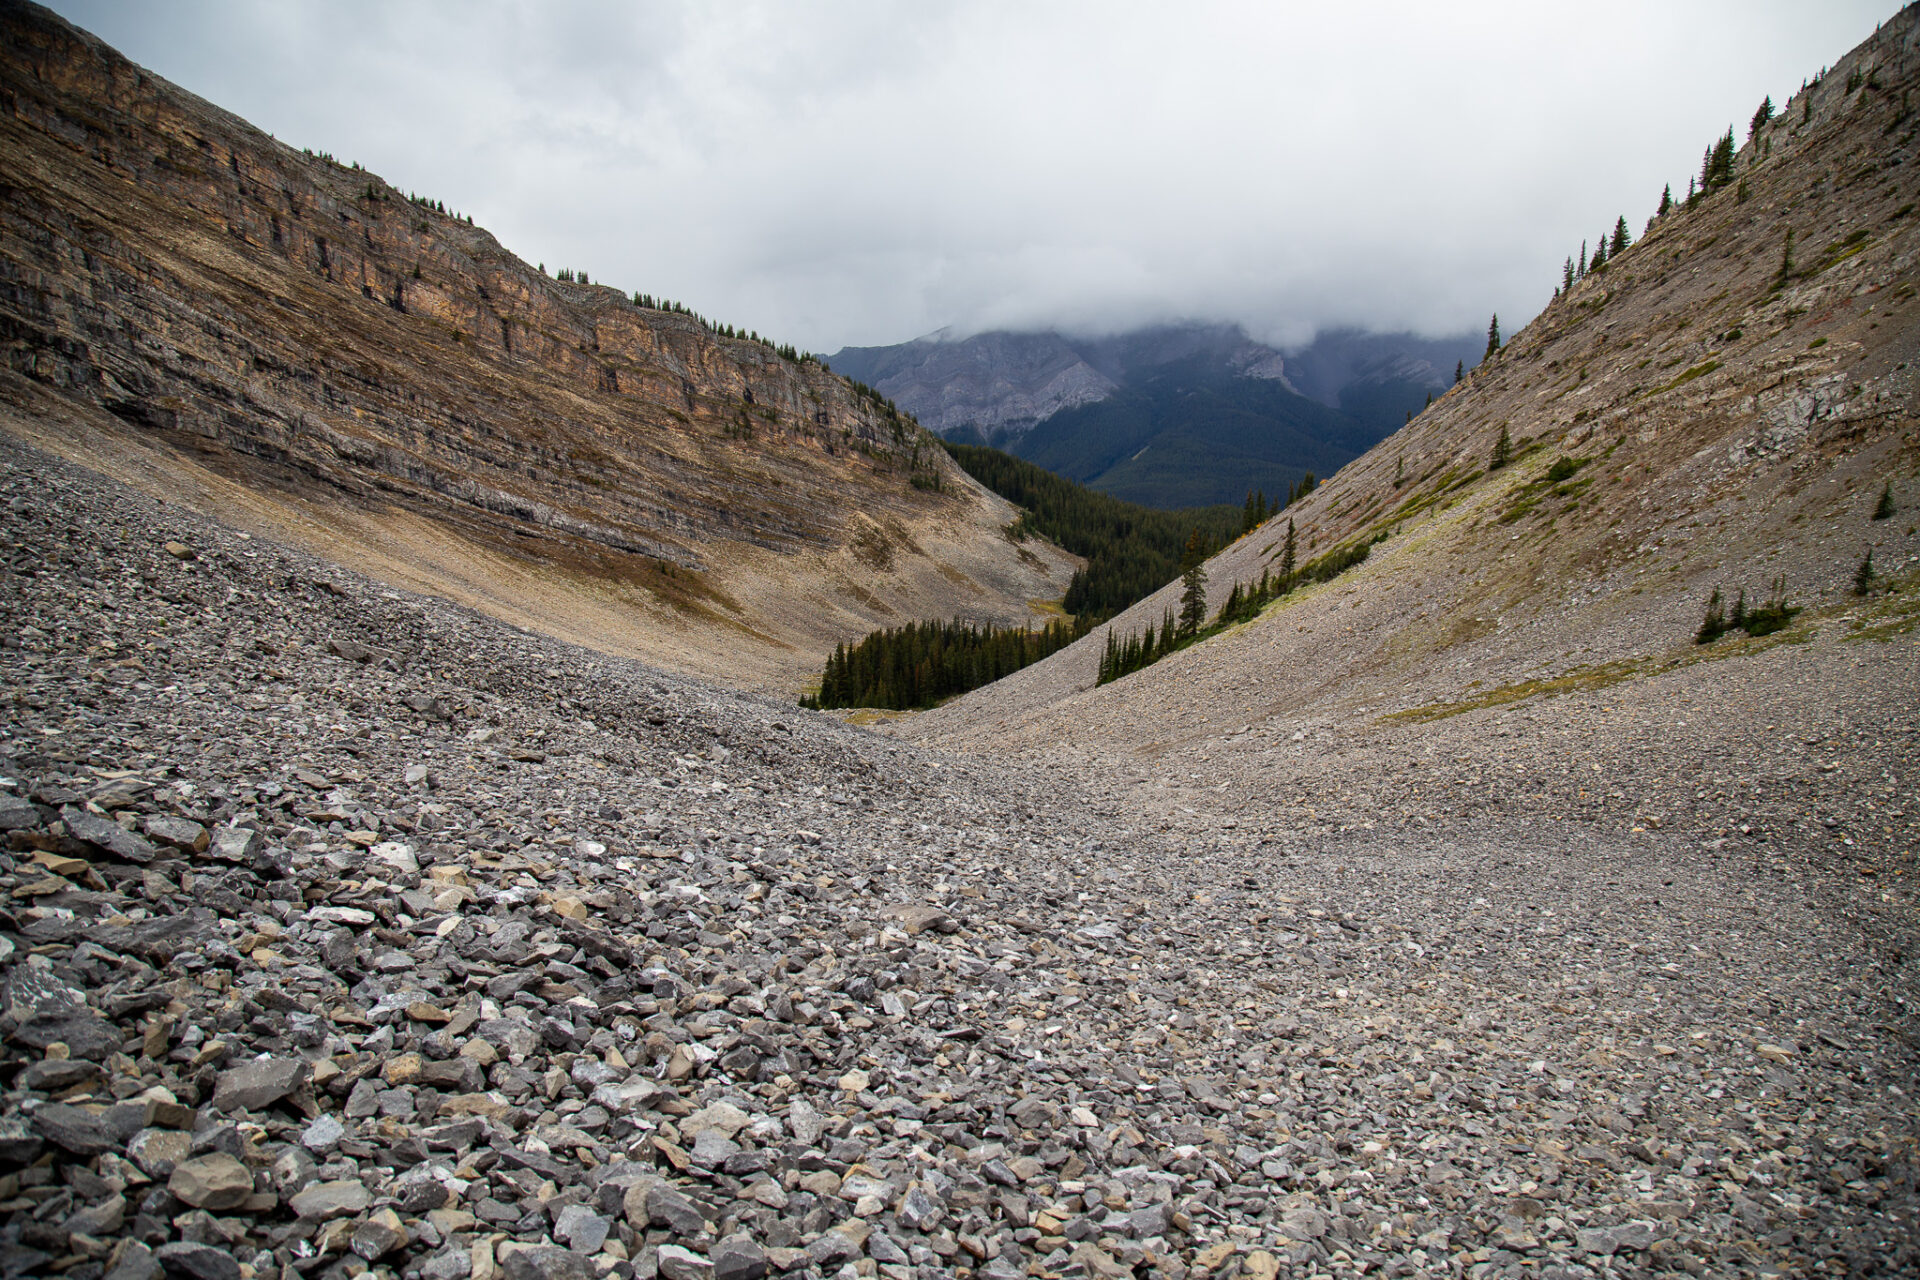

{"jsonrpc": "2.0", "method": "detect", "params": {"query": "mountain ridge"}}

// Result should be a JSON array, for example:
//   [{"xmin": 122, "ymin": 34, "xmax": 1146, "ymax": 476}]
[
  {"xmin": 827, "ymin": 322, "xmax": 1479, "ymax": 436},
  {"xmin": 828, "ymin": 322, "xmax": 1480, "ymax": 507},
  {"xmin": 0, "ymin": 0, "xmax": 1075, "ymax": 692}
]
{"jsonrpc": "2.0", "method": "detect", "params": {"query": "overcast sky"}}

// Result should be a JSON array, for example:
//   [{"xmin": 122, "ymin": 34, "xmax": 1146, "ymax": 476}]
[{"xmin": 49, "ymin": 1, "xmax": 1899, "ymax": 353}]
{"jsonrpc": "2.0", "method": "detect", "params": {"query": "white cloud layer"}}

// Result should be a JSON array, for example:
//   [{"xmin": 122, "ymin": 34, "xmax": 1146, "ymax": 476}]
[{"xmin": 51, "ymin": 0, "xmax": 1900, "ymax": 351}]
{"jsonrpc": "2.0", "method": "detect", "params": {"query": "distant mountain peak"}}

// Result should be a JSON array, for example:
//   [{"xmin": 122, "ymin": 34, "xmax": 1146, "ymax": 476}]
[{"xmin": 826, "ymin": 321, "xmax": 1480, "ymax": 508}]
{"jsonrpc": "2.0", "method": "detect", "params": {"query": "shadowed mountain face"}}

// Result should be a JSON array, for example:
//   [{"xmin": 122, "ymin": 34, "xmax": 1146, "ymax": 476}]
[
  {"xmin": 828, "ymin": 323, "xmax": 1481, "ymax": 508},
  {"xmin": 0, "ymin": 1, "xmax": 1074, "ymax": 692}
]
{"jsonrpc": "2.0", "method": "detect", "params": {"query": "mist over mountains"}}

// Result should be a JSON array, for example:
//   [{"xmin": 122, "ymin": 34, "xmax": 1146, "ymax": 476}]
[{"xmin": 827, "ymin": 323, "xmax": 1483, "ymax": 507}]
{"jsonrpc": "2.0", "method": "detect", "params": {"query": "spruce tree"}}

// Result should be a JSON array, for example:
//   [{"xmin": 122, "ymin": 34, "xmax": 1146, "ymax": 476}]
[
  {"xmin": 1578, "ymin": 241, "xmax": 1588, "ymax": 276},
  {"xmin": 1853, "ymin": 550, "xmax": 1876, "ymax": 596},
  {"xmin": 1610, "ymin": 215, "xmax": 1630, "ymax": 256},
  {"xmin": 1658, "ymin": 183, "xmax": 1673, "ymax": 217},
  {"xmin": 1455, "ymin": 359, "xmax": 1465, "ymax": 384},
  {"xmin": 1750, "ymin": 95, "xmax": 1773, "ymax": 140},
  {"xmin": 1590, "ymin": 237, "xmax": 1606, "ymax": 270},
  {"xmin": 1706, "ymin": 128, "xmax": 1736, "ymax": 191},
  {"xmin": 1695, "ymin": 588, "xmax": 1727, "ymax": 644},
  {"xmin": 1872, "ymin": 481, "xmax": 1895, "ymax": 519},
  {"xmin": 1562, "ymin": 257, "xmax": 1575, "ymax": 291},
  {"xmin": 1490, "ymin": 423, "xmax": 1512, "ymax": 470},
  {"xmin": 1484, "ymin": 314, "xmax": 1501, "ymax": 359},
  {"xmin": 1178, "ymin": 563, "xmax": 1208, "ymax": 636},
  {"xmin": 1281, "ymin": 518, "xmax": 1297, "ymax": 578}
]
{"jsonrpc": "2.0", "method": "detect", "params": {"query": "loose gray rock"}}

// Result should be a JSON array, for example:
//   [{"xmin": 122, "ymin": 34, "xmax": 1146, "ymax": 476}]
[
  {"xmin": 126, "ymin": 1129, "xmax": 191, "ymax": 1179},
  {"xmin": 212, "ymin": 1056, "xmax": 309, "ymax": 1112},
  {"xmin": 553, "ymin": 1203, "xmax": 610, "ymax": 1253},
  {"xmin": 710, "ymin": 1235, "xmax": 767, "ymax": 1280},
  {"xmin": 167, "ymin": 1153, "xmax": 252, "ymax": 1210},
  {"xmin": 60, "ymin": 804, "xmax": 156, "ymax": 863},
  {"xmin": 153, "ymin": 1241, "xmax": 242, "ymax": 1280},
  {"xmin": 501, "ymin": 1246, "xmax": 598, "ymax": 1280},
  {"xmin": 288, "ymin": 1179, "xmax": 371, "ymax": 1221},
  {"xmin": 32, "ymin": 1103, "xmax": 114, "ymax": 1157},
  {"xmin": 656, "ymin": 1245, "xmax": 715, "ymax": 1280}
]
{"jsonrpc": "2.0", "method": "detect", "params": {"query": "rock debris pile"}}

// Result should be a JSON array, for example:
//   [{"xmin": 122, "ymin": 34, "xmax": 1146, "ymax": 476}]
[{"xmin": 0, "ymin": 437, "xmax": 1915, "ymax": 1280}]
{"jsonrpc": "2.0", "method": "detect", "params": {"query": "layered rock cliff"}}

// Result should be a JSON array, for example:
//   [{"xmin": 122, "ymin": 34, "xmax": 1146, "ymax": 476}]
[{"xmin": 0, "ymin": 0, "xmax": 1073, "ymax": 691}]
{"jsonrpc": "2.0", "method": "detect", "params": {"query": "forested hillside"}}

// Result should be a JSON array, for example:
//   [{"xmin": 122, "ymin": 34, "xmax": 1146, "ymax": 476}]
[
  {"xmin": 943, "ymin": 441, "xmax": 1245, "ymax": 618},
  {"xmin": 1012, "ymin": 358, "xmax": 1386, "ymax": 507}
]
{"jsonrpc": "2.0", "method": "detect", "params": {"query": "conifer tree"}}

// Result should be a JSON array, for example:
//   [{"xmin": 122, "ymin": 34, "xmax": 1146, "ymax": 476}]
[
  {"xmin": 1590, "ymin": 237, "xmax": 1606, "ymax": 270},
  {"xmin": 1178, "ymin": 561, "xmax": 1208, "ymax": 637},
  {"xmin": 1281, "ymin": 518, "xmax": 1297, "ymax": 578},
  {"xmin": 1853, "ymin": 549, "xmax": 1876, "ymax": 596},
  {"xmin": 1658, "ymin": 183, "xmax": 1673, "ymax": 217},
  {"xmin": 1490, "ymin": 423, "xmax": 1512, "ymax": 470},
  {"xmin": 1484, "ymin": 314, "xmax": 1501, "ymax": 359},
  {"xmin": 1562, "ymin": 257, "xmax": 1574, "ymax": 290},
  {"xmin": 1578, "ymin": 241, "xmax": 1588, "ymax": 276},
  {"xmin": 1703, "ymin": 128, "xmax": 1736, "ymax": 192},
  {"xmin": 1455, "ymin": 359, "xmax": 1465, "ymax": 384},
  {"xmin": 1775, "ymin": 228, "xmax": 1795, "ymax": 289},
  {"xmin": 1695, "ymin": 588, "xmax": 1727, "ymax": 643},
  {"xmin": 1750, "ymin": 95, "xmax": 1774, "ymax": 140},
  {"xmin": 1873, "ymin": 481, "xmax": 1896, "ymax": 519},
  {"xmin": 1610, "ymin": 216, "xmax": 1631, "ymax": 256}
]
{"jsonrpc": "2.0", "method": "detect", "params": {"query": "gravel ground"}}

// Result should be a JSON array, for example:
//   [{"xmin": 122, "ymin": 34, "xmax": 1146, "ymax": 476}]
[{"xmin": 2, "ymin": 435, "xmax": 1916, "ymax": 1280}]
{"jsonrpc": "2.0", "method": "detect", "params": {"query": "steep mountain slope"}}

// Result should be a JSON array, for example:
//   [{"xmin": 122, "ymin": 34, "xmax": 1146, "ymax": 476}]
[
  {"xmin": 828, "ymin": 324, "xmax": 1476, "ymax": 507},
  {"xmin": 1011, "ymin": 360, "xmax": 1383, "ymax": 507},
  {"xmin": 824, "ymin": 329, "xmax": 1118, "ymax": 439},
  {"xmin": 902, "ymin": 8, "xmax": 1920, "ymax": 860},
  {"xmin": 0, "ymin": 1, "xmax": 1073, "ymax": 693}
]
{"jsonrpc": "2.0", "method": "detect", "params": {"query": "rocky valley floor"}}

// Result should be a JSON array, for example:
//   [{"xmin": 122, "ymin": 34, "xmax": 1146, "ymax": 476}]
[{"xmin": 2, "ymin": 434, "xmax": 1916, "ymax": 1280}]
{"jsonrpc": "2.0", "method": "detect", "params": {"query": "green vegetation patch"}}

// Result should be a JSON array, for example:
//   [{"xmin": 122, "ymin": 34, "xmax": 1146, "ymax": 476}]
[
  {"xmin": 1385, "ymin": 658, "xmax": 1653, "ymax": 723},
  {"xmin": 1497, "ymin": 456, "xmax": 1593, "ymax": 524},
  {"xmin": 1652, "ymin": 360, "xmax": 1722, "ymax": 395}
]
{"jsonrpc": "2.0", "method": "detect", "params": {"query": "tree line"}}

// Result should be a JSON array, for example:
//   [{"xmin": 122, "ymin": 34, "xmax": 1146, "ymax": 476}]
[
  {"xmin": 1100, "ymin": 521, "xmax": 1383, "ymax": 685},
  {"xmin": 942, "ymin": 442, "xmax": 1250, "ymax": 621},
  {"xmin": 800, "ymin": 616, "xmax": 1088, "ymax": 711}
]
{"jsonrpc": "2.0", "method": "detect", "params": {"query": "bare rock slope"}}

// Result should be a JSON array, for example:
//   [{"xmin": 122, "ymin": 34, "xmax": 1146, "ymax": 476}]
[
  {"xmin": 1, "ymin": 425, "xmax": 1916, "ymax": 1280},
  {"xmin": 0, "ymin": 1, "xmax": 1072, "ymax": 694}
]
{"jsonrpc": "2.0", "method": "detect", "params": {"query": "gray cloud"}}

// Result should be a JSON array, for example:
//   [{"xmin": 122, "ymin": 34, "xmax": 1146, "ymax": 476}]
[{"xmin": 52, "ymin": 0, "xmax": 1898, "ymax": 351}]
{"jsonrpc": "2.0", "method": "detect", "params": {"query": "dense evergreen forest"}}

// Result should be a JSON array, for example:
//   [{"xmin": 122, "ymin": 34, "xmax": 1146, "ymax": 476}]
[
  {"xmin": 943, "ymin": 442, "xmax": 1246, "ymax": 619},
  {"xmin": 1006, "ymin": 359, "xmax": 1387, "ymax": 507},
  {"xmin": 800, "ymin": 617, "xmax": 1086, "ymax": 711}
]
